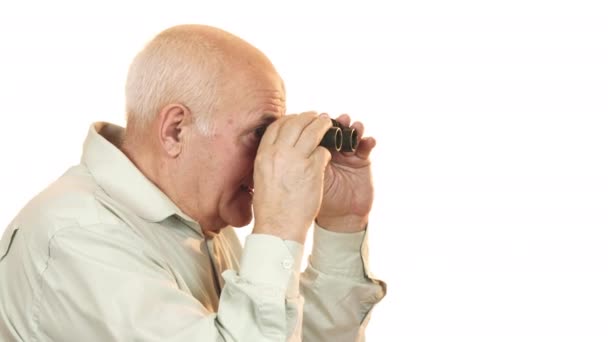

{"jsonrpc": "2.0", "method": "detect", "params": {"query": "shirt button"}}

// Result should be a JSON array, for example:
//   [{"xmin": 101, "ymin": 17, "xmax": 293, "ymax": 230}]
[{"xmin": 281, "ymin": 259, "xmax": 293, "ymax": 269}]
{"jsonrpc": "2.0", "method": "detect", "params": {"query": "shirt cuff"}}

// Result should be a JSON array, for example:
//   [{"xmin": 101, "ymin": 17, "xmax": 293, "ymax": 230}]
[
  {"xmin": 310, "ymin": 222, "xmax": 367, "ymax": 278},
  {"xmin": 240, "ymin": 234, "xmax": 304, "ymax": 298}
]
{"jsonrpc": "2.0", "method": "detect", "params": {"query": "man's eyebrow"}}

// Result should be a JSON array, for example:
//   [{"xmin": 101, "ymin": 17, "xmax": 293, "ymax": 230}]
[{"xmin": 257, "ymin": 113, "xmax": 279, "ymax": 125}]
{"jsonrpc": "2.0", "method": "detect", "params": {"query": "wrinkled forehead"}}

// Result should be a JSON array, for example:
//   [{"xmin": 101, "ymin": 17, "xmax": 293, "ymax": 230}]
[
  {"xmin": 207, "ymin": 62, "xmax": 285, "ymax": 127},
  {"xmin": 226, "ymin": 81, "xmax": 285, "ymax": 121}
]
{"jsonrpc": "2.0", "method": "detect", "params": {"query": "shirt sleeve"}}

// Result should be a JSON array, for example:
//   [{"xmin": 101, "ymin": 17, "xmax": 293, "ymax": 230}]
[
  {"xmin": 35, "ymin": 225, "xmax": 305, "ymax": 342},
  {"xmin": 300, "ymin": 223, "xmax": 387, "ymax": 342}
]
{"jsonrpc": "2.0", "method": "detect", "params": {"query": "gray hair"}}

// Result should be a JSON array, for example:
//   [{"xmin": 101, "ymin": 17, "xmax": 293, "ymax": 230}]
[{"xmin": 125, "ymin": 25, "xmax": 223, "ymax": 135}]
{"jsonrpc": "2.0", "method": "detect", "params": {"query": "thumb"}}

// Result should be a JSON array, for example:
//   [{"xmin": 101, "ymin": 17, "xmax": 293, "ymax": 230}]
[
  {"xmin": 355, "ymin": 137, "xmax": 377, "ymax": 160},
  {"xmin": 311, "ymin": 146, "xmax": 332, "ymax": 169}
]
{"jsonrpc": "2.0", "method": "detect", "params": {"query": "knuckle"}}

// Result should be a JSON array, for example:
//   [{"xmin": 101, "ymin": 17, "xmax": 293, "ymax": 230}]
[
  {"xmin": 322, "ymin": 117, "xmax": 333, "ymax": 127},
  {"xmin": 316, "ymin": 115, "xmax": 331, "ymax": 126}
]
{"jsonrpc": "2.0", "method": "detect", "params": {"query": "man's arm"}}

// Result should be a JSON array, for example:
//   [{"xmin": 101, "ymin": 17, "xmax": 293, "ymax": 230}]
[
  {"xmin": 34, "ymin": 224, "xmax": 303, "ymax": 341},
  {"xmin": 300, "ymin": 224, "xmax": 386, "ymax": 342},
  {"xmin": 304, "ymin": 113, "xmax": 385, "ymax": 340}
]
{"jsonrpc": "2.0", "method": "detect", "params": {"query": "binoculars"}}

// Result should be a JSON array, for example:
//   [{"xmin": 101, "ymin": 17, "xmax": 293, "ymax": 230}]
[{"xmin": 320, "ymin": 119, "xmax": 359, "ymax": 152}]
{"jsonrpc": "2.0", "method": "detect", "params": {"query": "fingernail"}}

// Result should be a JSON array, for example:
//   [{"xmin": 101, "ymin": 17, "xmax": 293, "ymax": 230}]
[{"xmin": 319, "ymin": 113, "xmax": 329, "ymax": 118}]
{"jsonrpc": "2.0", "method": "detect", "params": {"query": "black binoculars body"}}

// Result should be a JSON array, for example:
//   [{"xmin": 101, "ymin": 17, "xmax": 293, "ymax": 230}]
[{"xmin": 319, "ymin": 119, "xmax": 358, "ymax": 152}]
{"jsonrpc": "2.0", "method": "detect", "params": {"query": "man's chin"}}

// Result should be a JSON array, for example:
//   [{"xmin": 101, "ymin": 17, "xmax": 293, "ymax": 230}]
[
  {"xmin": 224, "ymin": 199, "xmax": 253, "ymax": 228},
  {"xmin": 214, "ymin": 190, "xmax": 252, "ymax": 229},
  {"xmin": 228, "ymin": 214, "xmax": 253, "ymax": 228}
]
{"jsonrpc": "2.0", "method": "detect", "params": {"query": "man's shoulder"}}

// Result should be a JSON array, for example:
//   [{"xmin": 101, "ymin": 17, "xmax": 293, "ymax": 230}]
[{"xmin": 10, "ymin": 164, "xmax": 127, "ymax": 247}]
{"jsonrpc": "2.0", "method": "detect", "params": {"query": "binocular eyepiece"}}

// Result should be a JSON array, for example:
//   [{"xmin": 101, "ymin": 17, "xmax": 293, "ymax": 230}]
[{"xmin": 319, "ymin": 119, "xmax": 359, "ymax": 152}]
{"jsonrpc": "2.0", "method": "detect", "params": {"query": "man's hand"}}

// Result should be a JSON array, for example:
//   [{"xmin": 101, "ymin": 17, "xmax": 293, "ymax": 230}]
[
  {"xmin": 316, "ymin": 114, "xmax": 376, "ymax": 233},
  {"xmin": 252, "ymin": 112, "xmax": 333, "ymax": 244}
]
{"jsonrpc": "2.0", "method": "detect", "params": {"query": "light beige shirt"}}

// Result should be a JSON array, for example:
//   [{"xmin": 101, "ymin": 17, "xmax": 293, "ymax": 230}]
[{"xmin": 0, "ymin": 122, "xmax": 386, "ymax": 341}]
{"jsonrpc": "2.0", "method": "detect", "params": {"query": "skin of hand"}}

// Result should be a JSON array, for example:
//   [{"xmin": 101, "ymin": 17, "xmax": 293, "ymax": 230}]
[
  {"xmin": 252, "ymin": 112, "xmax": 333, "ymax": 244},
  {"xmin": 316, "ymin": 113, "xmax": 376, "ymax": 233}
]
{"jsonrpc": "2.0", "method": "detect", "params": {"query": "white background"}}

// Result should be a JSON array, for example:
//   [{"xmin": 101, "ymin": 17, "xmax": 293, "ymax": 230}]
[{"xmin": 1, "ymin": 0, "xmax": 607, "ymax": 341}]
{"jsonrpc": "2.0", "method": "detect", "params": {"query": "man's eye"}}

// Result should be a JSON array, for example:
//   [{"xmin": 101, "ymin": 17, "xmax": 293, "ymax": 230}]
[{"xmin": 254, "ymin": 126, "xmax": 267, "ymax": 139}]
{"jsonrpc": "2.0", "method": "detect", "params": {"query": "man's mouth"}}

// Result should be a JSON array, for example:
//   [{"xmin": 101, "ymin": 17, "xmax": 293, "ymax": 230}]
[{"xmin": 240, "ymin": 184, "xmax": 254, "ymax": 195}]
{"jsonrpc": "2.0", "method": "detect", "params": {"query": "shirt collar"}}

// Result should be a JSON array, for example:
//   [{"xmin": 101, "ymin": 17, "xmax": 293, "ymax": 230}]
[{"xmin": 81, "ymin": 122, "xmax": 202, "ymax": 233}]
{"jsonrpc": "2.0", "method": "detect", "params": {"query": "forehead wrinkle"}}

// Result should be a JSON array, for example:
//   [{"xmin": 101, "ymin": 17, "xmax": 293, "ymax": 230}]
[{"xmin": 244, "ymin": 89, "xmax": 285, "ymax": 119}]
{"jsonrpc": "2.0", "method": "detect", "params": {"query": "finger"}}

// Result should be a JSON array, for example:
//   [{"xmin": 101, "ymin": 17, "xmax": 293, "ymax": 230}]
[
  {"xmin": 335, "ymin": 113, "xmax": 351, "ymax": 128},
  {"xmin": 259, "ymin": 114, "xmax": 295, "ymax": 146},
  {"xmin": 294, "ymin": 115, "xmax": 334, "ymax": 156},
  {"xmin": 355, "ymin": 137, "xmax": 377, "ymax": 160},
  {"xmin": 274, "ymin": 111, "xmax": 319, "ymax": 147}
]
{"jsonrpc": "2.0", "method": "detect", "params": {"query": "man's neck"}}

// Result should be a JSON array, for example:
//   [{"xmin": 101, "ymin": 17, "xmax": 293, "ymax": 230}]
[{"xmin": 120, "ymin": 138, "xmax": 157, "ymax": 184}]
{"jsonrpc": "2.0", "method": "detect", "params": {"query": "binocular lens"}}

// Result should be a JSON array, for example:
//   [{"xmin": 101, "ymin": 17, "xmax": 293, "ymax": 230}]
[
  {"xmin": 340, "ymin": 128, "xmax": 358, "ymax": 152},
  {"xmin": 319, "ymin": 119, "xmax": 358, "ymax": 152},
  {"xmin": 320, "ymin": 127, "xmax": 343, "ymax": 151}
]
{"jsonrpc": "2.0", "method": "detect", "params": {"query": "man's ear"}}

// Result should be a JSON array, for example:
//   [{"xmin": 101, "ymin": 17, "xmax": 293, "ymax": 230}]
[{"xmin": 157, "ymin": 103, "xmax": 191, "ymax": 158}]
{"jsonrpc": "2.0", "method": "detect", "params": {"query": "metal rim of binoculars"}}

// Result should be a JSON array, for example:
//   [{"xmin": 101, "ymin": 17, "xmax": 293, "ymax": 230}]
[{"xmin": 319, "ymin": 119, "xmax": 359, "ymax": 152}]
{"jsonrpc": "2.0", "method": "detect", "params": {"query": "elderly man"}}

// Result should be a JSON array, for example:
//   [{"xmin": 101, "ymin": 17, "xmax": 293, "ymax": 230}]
[{"xmin": 0, "ymin": 25, "xmax": 386, "ymax": 341}]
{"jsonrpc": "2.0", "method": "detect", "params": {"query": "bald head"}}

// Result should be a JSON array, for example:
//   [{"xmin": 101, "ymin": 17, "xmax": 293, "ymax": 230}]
[{"xmin": 125, "ymin": 24, "xmax": 281, "ymax": 137}]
